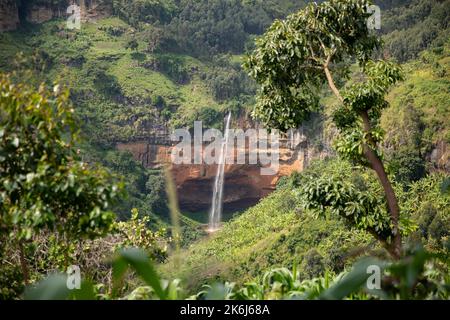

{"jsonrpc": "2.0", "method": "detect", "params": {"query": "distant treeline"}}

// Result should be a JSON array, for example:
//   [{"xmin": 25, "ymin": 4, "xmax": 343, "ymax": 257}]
[{"xmin": 14, "ymin": 0, "xmax": 449, "ymax": 61}]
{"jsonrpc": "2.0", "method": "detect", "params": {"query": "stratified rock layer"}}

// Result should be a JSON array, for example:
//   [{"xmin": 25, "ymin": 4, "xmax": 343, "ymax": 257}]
[{"xmin": 117, "ymin": 140, "xmax": 312, "ymax": 212}]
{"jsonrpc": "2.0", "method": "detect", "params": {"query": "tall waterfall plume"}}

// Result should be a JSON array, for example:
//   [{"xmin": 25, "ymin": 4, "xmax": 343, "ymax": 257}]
[{"xmin": 208, "ymin": 112, "xmax": 232, "ymax": 232}]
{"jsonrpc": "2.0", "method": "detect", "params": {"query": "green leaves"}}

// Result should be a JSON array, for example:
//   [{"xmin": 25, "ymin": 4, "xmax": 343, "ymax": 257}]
[
  {"xmin": 342, "ymin": 60, "xmax": 403, "ymax": 115},
  {"xmin": 320, "ymin": 257, "xmax": 386, "ymax": 300},
  {"xmin": 330, "ymin": 59, "xmax": 403, "ymax": 168},
  {"xmin": 112, "ymin": 248, "xmax": 191, "ymax": 300},
  {"xmin": 113, "ymin": 248, "xmax": 166, "ymax": 299},
  {"xmin": 252, "ymin": 83, "xmax": 320, "ymax": 131},
  {"xmin": 0, "ymin": 74, "xmax": 124, "ymax": 286},
  {"xmin": 23, "ymin": 246, "xmax": 449, "ymax": 300},
  {"xmin": 333, "ymin": 128, "xmax": 368, "ymax": 166},
  {"xmin": 295, "ymin": 162, "xmax": 393, "ymax": 242},
  {"xmin": 114, "ymin": 210, "xmax": 169, "ymax": 263},
  {"xmin": 23, "ymin": 248, "xmax": 176, "ymax": 300},
  {"xmin": 244, "ymin": 0, "xmax": 381, "ymax": 131},
  {"xmin": 24, "ymin": 274, "xmax": 96, "ymax": 300},
  {"xmin": 195, "ymin": 266, "xmax": 335, "ymax": 300},
  {"xmin": 321, "ymin": 246, "xmax": 450, "ymax": 300}
]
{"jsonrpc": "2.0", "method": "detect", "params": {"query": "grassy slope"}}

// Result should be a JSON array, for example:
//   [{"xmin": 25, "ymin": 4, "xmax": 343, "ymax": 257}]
[
  {"xmin": 84, "ymin": 18, "xmax": 225, "ymax": 126},
  {"xmin": 384, "ymin": 41, "xmax": 450, "ymax": 144},
  {"xmin": 0, "ymin": 17, "xmax": 224, "ymax": 138},
  {"xmin": 161, "ymin": 188, "xmax": 373, "ymax": 290}
]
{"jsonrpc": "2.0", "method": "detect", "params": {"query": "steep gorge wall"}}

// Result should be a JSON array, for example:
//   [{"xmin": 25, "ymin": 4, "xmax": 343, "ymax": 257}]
[
  {"xmin": 0, "ymin": 0, "xmax": 19, "ymax": 32},
  {"xmin": 0, "ymin": 0, "xmax": 111, "ymax": 31},
  {"xmin": 428, "ymin": 140, "xmax": 450, "ymax": 172},
  {"xmin": 116, "ymin": 140, "xmax": 324, "ymax": 213}
]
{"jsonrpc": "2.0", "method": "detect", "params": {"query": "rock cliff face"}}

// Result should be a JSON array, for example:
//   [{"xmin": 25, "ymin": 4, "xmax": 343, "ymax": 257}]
[
  {"xmin": 81, "ymin": 0, "xmax": 112, "ymax": 22},
  {"xmin": 117, "ymin": 140, "xmax": 313, "ymax": 213},
  {"xmin": 0, "ymin": 0, "xmax": 112, "ymax": 32},
  {"xmin": 26, "ymin": 5, "xmax": 55, "ymax": 24},
  {"xmin": 428, "ymin": 141, "xmax": 450, "ymax": 172},
  {"xmin": 0, "ymin": 0, "xmax": 19, "ymax": 32}
]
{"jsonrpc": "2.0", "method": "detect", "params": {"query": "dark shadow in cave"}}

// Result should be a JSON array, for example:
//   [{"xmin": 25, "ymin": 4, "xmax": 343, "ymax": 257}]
[{"xmin": 17, "ymin": 1, "xmax": 27, "ymax": 26}]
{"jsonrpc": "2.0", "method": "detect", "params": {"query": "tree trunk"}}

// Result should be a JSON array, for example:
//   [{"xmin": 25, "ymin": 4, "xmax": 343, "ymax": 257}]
[
  {"xmin": 322, "ymin": 62, "xmax": 402, "ymax": 259},
  {"xmin": 360, "ymin": 111, "xmax": 401, "ymax": 259}
]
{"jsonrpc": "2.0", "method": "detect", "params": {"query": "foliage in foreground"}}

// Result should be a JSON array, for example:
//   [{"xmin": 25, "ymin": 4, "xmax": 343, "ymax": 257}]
[
  {"xmin": 0, "ymin": 75, "xmax": 170, "ymax": 299},
  {"xmin": 160, "ymin": 158, "xmax": 449, "ymax": 291},
  {"xmin": 25, "ymin": 245, "xmax": 449, "ymax": 300},
  {"xmin": 0, "ymin": 74, "xmax": 124, "ymax": 287}
]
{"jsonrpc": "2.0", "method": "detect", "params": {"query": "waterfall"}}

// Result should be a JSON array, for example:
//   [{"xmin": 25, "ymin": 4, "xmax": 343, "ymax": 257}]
[{"xmin": 208, "ymin": 112, "xmax": 232, "ymax": 232}]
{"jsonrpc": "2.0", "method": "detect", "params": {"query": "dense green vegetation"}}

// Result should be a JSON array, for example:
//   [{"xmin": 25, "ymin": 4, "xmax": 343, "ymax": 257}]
[
  {"xmin": 0, "ymin": 0, "xmax": 449, "ymax": 301},
  {"xmin": 245, "ymin": 0, "xmax": 408, "ymax": 257},
  {"xmin": 161, "ymin": 162, "xmax": 372, "ymax": 289},
  {"xmin": 381, "ymin": 0, "xmax": 450, "ymax": 62},
  {"xmin": 161, "ymin": 159, "xmax": 449, "ymax": 290}
]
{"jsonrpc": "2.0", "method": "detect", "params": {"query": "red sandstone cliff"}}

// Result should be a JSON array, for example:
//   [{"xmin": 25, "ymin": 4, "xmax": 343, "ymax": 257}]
[
  {"xmin": 116, "ymin": 140, "xmax": 311, "ymax": 212},
  {"xmin": 0, "ymin": 0, "xmax": 112, "ymax": 32}
]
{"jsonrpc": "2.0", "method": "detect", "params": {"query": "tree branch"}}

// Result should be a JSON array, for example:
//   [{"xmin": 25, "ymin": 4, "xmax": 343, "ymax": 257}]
[
  {"xmin": 320, "ymin": 54, "xmax": 402, "ymax": 259},
  {"xmin": 322, "ymin": 55, "xmax": 343, "ymax": 103},
  {"xmin": 360, "ymin": 110, "xmax": 401, "ymax": 259}
]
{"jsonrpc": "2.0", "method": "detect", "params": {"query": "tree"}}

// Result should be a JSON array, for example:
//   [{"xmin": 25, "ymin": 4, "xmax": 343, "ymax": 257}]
[
  {"xmin": 125, "ymin": 38, "xmax": 139, "ymax": 52},
  {"xmin": 144, "ymin": 26, "xmax": 164, "ymax": 53},
  {"xmin": 381, "ymin": 104, "xmax": 426, "ymax": 185},
  {"xmin": 244, "ymin": 0, "xmax": 404, "ymax": 258},
  {"xmin": 145, "ymin": 170, "xmax": 168, "ymax": 217},
  {"xmin": 112, "ymin": 0, "xmax": 176, "ymax": 26},
  {"xmin": 0, "ymin": 74, "xmax": 123, "ymax": 284}
]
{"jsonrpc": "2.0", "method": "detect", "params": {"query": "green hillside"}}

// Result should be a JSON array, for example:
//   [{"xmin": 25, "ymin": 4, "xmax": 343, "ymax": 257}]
[
  {"xmin": 0, "ymin": 1, "xmax": 310, "ymax": 222},
  {"xmin": 161, "ymin": 165, "xmax": 373, "ymax": 290},
  {"xmin": 161, "ymin": 159, "xmax": 448, "ymax": 291}
]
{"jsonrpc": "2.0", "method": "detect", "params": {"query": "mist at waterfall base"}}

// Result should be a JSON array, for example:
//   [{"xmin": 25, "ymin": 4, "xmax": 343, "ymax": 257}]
[{"xmin": 207, "ymin": 112, "xmax": 232, "ymax": 232}]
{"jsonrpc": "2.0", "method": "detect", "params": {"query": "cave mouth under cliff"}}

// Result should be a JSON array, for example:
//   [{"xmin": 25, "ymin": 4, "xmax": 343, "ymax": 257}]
[
  {"xmin": 222, "ymin": 197, "xmax": 261, "ymax": 213},
  {"xmin": 17, "ymin": 3, "xmax": 27, "ymax": 25},
  {"xmin": 179, "ymin": 197, "xmax": 261, "ymax": 214},
  {"xmin": 176, "ymin": 176, "xmax": 265, "ymax": 222},
  {"xmin": 179, "ymin": 197, "xmax": 261, "ymax": 224}
]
